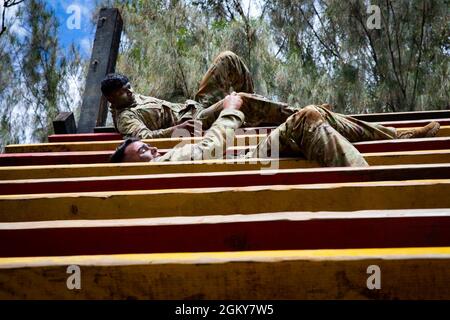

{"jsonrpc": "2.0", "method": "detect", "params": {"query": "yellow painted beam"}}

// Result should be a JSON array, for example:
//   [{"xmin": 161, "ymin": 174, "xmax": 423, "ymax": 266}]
[
  {"xmin": 1, "ymin": 247, "xmax": 449, "ymax": 299},
  {"xmin": 4, "ymin": 134, "xmax": 264, "ymax": 153},
  {"xmin": 1, "ymin": 149, "xmax": 450, "ymax": 180},
  {"xmin": 5, "ymin": 126, "xmax": 450, "ymax": 153},
  {"xmin": 1, "ymin": 179, "xmax": 450, "ymax": 222}
]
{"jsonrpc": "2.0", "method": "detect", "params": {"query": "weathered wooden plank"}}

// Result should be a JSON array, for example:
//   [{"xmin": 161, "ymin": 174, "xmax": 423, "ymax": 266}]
[
  {"xmin": 1, "ymin": 149, "xmax": 450, "ymax": 180},
  {"xmin": 8, "ymin": 127, "xmax": 450, "ymax": 153},
  {"xmin": 0, "ymin": 179, "xmax": 449, "ymax": 222},
  {"xmin": 349, "ymin": 109, "xmax": 450, "ymax": 122},
  {"xmin": 48, "ymin": 119, "xmax": 450, "ymax": 142},
  {"xmin": 379, "ymin": 118, "xmax": 450, "ymax": 128},
  {"xmin": 1, "ymin": 247, "xmax": 449, "ymax": 299},
  {"xmin": 2, "ymin": 138, "xmax": 450, "ymax": 166},
  {"xmin": 2, "ymin": 164, "xmax": 450, "ymax": 195},
  {"xmin": 77, "ymin": 8, "xmax": 123, "ymax": 133},
  {"xmin": 48, "ymin": 133, "xmax": 122, "ymax": 143},
  {"xmin": 1, "ymin": 210, "xmax": 449, "ymax": 257},
  {"xmin": 5, "ymin": 134, "xmax": 264, "ymax": 153}
]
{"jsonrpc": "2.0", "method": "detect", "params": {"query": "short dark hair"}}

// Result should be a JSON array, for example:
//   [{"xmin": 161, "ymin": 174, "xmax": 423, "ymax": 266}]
[
  {"xmin": 101, "ymin": 73, "xmax": 130, "ymax": 96},
  {"xmin": 110, "ymin": 137, "xmax": 140, "ymax": 163}
]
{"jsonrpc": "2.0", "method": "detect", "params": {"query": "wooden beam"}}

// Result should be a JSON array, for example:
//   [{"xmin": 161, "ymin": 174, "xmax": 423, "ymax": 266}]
[
  {"xmin": 51, "ymin": 119, "xmax": 450, "ymax": 143},
  {"xmin": 349, "ymin": 109, "xmax": 450, "ymax": 122},
  {"xmin": 2, "ymin": 163, "xmax": 450, "ymax": 195},
  {"xmin": 52, "ymin": 112, "xmax": 77, "ymax": 134},
  {"xmin": 9, "ymin": 127, "xmax": 450, "ymax": 153},
  {"xmin": 1, "ymin": 210, "xmax": 449, "ymax": 257},
  {"xmin": 5, "ymin": 134, "xmax": 264, "ymax": 153},
  {"xmin": 1, "ymin": 179, "xmax": 450, "ymax": 222},
  {"xmin": 48, "ymin": 133, "xmax": 122, "ymax": 143},
  {"xmin": 2, "ymin": 137, "xmax": 450, "ymax": 166},
  {"xmin": 1, "ymin": 149, "xmax": 450, "ymax": 180},
  {"xmin": 1, "ymin": 247, "xmax": 449, "ymax": 299},
  {"xmin": 379, "ymin": 118, "xmax": 450, "ymax": 128},
  {"xmin": 77, "ymin": 8, "xmax": 123, "ymax": 133},
  {"xmin": 93, "ymin": 126, "xmax": 117, "ymax": 133}
]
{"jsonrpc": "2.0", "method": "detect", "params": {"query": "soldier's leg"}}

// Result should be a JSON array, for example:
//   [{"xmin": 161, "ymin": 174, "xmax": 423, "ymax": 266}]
[
  {"xmin": 249, "ymin": 105, "xmax": 369, "ymax": 167},
  {"xmin": 196, "ymin": 92, "xmax": 300, "ymax": 130},
  {"xmin": 314, "ymin": 105, "xmax": 397, "ymax": 142},
  {"xmin": 194, "ymin": 51, "xmax": 255, "ymax": 107}
]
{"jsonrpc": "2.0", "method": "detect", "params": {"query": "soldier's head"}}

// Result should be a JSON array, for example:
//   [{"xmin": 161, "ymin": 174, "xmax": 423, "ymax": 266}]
[
  {"xmin": 101, "ymin": 73, "xmax": 135, "ymax": 109},
  {"xmin": 110, "ymin": 138, "xmax": 160, "ymax": 163}
]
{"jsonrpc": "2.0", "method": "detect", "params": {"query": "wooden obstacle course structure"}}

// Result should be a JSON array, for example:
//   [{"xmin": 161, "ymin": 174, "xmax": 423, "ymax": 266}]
[{"xmin": 1, "ymin": 5, "xmax": 450, "ymax": 299}]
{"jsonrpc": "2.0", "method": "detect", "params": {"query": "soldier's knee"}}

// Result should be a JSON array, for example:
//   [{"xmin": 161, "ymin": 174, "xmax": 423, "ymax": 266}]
[
  {"xmin": 296, "ymin": 105, "xmax": 322, "ymax": 121},
  {"xmin": 214, "ymin": 50, "xmax": 239, "ymax": 63},
  {"xmin": 217, "ymin": 50, "xmax": 237, "ymax": 58},
  {"xmin": 287, "ymin": 105, "xmax": 324, "ymax": 128}
]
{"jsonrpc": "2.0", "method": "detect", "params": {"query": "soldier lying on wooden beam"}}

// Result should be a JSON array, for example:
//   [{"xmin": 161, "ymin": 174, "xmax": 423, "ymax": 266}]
[{"xmin": 110, "ymin": 92, "xmax": 440, "ymax": 167}]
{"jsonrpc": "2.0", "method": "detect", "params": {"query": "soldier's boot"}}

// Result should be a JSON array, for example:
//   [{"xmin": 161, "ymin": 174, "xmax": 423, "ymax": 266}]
[{"xmin": 396, "ymin": 121, "xmax": 440, "ymax": 139}]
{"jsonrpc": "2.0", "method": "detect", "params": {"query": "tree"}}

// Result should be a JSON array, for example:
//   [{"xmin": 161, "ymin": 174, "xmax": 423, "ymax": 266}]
[{"xmin": 0, "ymin": 0, "xmax": 85, "ymax": 150}]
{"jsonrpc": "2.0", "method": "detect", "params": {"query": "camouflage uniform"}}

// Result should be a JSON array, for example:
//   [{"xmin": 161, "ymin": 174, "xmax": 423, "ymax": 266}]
[
  {"xmin": 153, "ymin": 105, "xmax": 396, "ymax": 167},
  {"xmin": 248, "ymin": 105, "xmax": 397, "ymax": 167},
  {"xmin": 112, "ymin": 95, "xmax": 203, "ymax": 139},
  {"xmin": 153, "ymin": 109, "xmax": 244, "ymax": 162},
  {"xmin": 115, "ymin": 50, "xmax": 399, "ymax": 166},
  {"xmin": 113, "ymin": 50, "xmax": 295, "ymax": 137}
]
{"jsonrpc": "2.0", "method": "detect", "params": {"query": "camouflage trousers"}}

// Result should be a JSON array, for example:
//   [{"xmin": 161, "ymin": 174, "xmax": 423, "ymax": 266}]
[
  {"xmin": 247, "ymin": 105, "xmax": 397, "ymax": 167},
  {"xmin": 194, "ymin": 51, "xmax": 398, "ymax": 167},
  {"xmin": 194, "ymin": 51, "xmax": 298, "ymax": 128}
]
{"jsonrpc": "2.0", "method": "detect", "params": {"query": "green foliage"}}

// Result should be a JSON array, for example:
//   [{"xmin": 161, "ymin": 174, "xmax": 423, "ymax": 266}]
[
  {"xmin": 111, "ymin": 0, "xmax": 448, "ymax": 114},
  {"xmin": 0, "ymin": 0, "xmax": 85, "ymax": 150}
]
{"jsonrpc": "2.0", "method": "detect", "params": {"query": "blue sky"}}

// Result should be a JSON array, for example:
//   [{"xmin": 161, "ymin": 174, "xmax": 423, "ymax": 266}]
[{"xmin": 46, "ymin": 0, "xmax": 97, "ymax": 59}]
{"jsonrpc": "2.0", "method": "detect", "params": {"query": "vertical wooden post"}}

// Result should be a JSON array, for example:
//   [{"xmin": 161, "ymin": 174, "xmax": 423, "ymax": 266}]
[
  {"xmin": 52, "ymin": 112, "xmax": 77, "ymax": 134},
  {"xmin": 77, "ymin": 8, "xmax": 123, "ymax": 133}
]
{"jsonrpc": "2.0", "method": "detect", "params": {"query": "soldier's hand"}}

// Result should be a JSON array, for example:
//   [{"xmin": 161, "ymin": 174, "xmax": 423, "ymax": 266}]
[
  {"xmin": 176, "ymin": 119, "xmax": 202, "ymax": 135},
  {"xmin": 223, "ymin": 92, "xmax": 243, "ymax": 110}
]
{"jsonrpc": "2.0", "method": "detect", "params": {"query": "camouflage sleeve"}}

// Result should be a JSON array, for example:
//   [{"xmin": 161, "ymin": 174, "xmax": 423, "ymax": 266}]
[
  {"xmin": 155, "ymin": 109, "xmax": 245, "ymax": 162},
  {"xmin": 116, "ymin": 110, "xmax": 174, "ymax": 139}
]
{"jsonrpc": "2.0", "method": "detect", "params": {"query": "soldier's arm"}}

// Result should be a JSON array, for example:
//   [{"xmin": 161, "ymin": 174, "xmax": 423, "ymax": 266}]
[
  {"xmin": 155, "ymin": 108, "xmax": 244, "ymax": 162},
  {"xmin": 116, "ymin": 110, "xmax": 177, "ymax": 139}
]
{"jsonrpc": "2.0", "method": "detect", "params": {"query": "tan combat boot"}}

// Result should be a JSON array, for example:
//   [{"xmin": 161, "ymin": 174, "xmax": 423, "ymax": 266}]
[{"xmin": 396, "ymin": 121, "xmax": 440, "ymax": 139}]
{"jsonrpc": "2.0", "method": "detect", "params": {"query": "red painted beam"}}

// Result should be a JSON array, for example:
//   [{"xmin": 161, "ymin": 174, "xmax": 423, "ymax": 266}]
[
  {"xmin": 2, "ymin": 137, "xmax": 450, "ymax": 166},
  {"xmin": 1, "ymin": 210, "xmax": 449, "ymax": 257},
  {"xmin": 2, "ymin": 164, "xmax": 450, "ymax": 195},
  {"xmin": 48, "ymin": 133, "xmax": 122, "ymax": 142},
  {"xmin": 47, "ymin": 119, "xmax": 450, "ymax": 142}
]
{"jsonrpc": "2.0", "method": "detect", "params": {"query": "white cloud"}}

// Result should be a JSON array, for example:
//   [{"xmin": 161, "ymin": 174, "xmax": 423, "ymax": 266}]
[
  {"xmin": 2, "ymin": 1, "xmax": 27, "ymax": 38},
  {"xmin": 80, "ymin": 36, "xmax": 92, "ymax": 56},
  {"xmin": 241, "ymin": 0, "xmax": 262, "ymax": 18}
]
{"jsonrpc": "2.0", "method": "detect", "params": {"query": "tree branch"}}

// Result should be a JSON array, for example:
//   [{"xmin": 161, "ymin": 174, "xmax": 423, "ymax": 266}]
[{"xmin": 298, "ymin": 6, "xmax": 341, "ymax": 61}]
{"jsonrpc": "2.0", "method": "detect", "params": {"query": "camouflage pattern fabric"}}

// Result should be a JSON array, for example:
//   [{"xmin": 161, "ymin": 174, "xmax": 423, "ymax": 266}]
[
  {"xmin": 248, "ymin": 105, "xmax": 397, "ymax": 167},
  {"xmin": 113, "ymin": 94, "xmax": 202, "ymax": 139},
  {"xmin": 152, "ymin": 109, "xmax": 244, "ymax": 162},
  {"xmin": 114, "ymin": 50, "xmax": 399, "ymax": 166}
]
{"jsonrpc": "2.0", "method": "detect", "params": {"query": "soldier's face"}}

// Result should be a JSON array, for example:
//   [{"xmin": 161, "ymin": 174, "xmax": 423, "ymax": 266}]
[
  {"xmin": 123, "ymin": 141, "xmax": 160, "ymax": 162},
  {"xmin": 107, "ymin": 84, "xmax": 134, "ymax": 109}
]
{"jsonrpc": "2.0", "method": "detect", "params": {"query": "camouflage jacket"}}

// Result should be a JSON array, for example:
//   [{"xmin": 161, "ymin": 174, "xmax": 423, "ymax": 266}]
[
  {"xmin": 111, "ymin": 94, "xmax": 203, "ymax": 139},
  {"xmin": 152, "ymin": 109, "xmax": 244, "ymax": 162}
]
